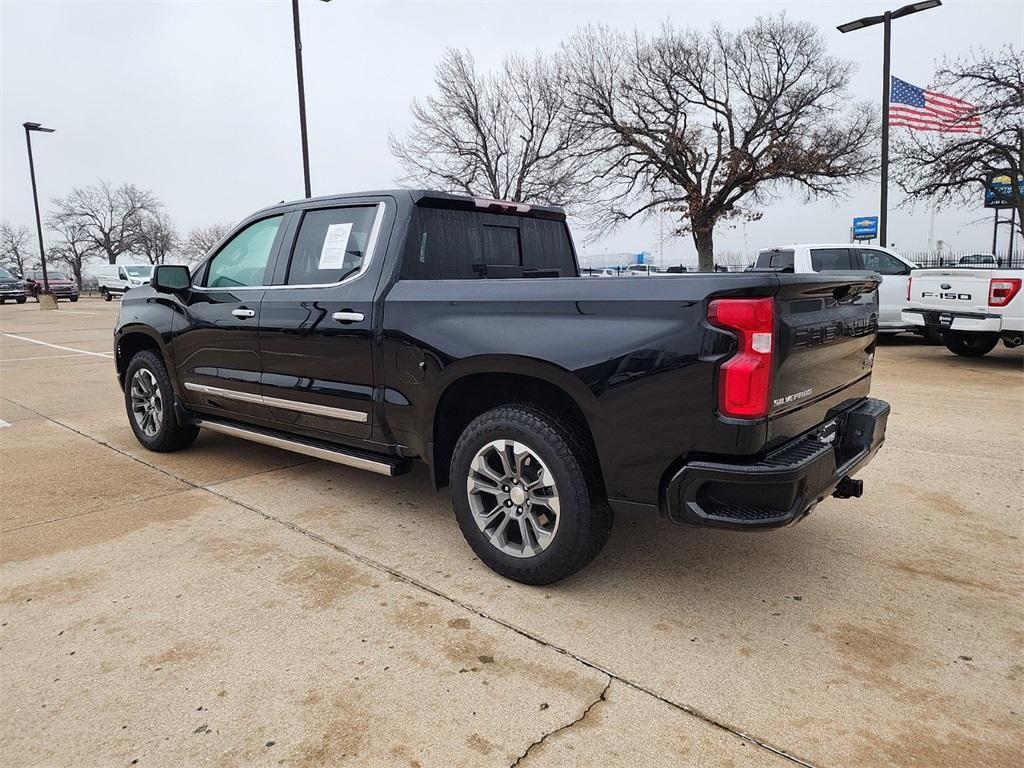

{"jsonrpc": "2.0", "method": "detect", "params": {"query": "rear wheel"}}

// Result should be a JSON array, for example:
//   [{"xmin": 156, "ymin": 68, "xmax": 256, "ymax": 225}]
[
  {"xmin": 450, "ymin": 404, "xmax": 612, "ymax": 585},
  {"xmin": 124, "ymin": 350, "xmax": 199, "ymax": 452},
  {"xmin": 942, "ymin": 330, "xmax": 999, "ymax": 358}
]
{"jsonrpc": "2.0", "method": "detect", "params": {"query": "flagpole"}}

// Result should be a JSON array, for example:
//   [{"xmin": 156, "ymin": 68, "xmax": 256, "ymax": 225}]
[{"xmin": 880, "ymin": 11, "xmax": 892, "ymax": 248}]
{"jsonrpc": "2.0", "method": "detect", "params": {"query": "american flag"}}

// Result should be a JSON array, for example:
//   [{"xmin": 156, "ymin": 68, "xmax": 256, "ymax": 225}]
[{"xmin": 890, "ymin": 76, "xmax": 982, "ymax": 134}]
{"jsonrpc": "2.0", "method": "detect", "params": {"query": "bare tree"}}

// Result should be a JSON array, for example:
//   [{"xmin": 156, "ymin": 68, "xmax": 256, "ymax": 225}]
[
  {"xmin": 893, "ymin": 46, "xmax": 1023, "ymax": 238},
  {"xmin": 561, "ymin": 16, "xmax": 877, "ymax": 271},
  {"xmin": 45, "ymin": 213, "xmax": 99, "ymax": 289},
  {"xmin": 49, "ymin": 181, "xmax": 160, "ymax": 265},
  {"xmin": 180, "ymin": 222, "xmax": 232, "ymax": 265},
  {"xmin": 0, "ymin": 222, "xmax": 38, "ymax": 276},
  {"xmin": 388, "ymin": 48, "xmax": 589, "ymax": 204},
  {"xmin": 136, "ymin": 210, "xmax": 179, "ymax": 265}
]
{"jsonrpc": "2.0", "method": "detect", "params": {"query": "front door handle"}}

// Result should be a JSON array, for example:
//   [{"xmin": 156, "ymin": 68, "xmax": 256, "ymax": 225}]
[
  {"xmin": 332, "ymin": 310, "xmax": 364, "ymax": 324},
  {"xmin": 232, "ymin": 308, "xmax": 256, "ymax": 319}
]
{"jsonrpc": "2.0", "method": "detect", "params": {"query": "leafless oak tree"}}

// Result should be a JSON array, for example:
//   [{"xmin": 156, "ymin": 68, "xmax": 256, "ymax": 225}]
[
  {"xmin": 49, "ymin": 181, "xmax": 160, "ymax": 265},
  {"xmin": 388, "ymin": 49, "xmax": 589, "ymax": 205},
  {"xmin": 561, "ymin": 16, "xmax": 877, "ymax": 271},
  {"xmin": 45, "ymin": 213, "xmax": 99, "ymax": 289},
  {"xmin": 893, "ymin": 46, "xmax": 1023, "ymax": 238},
  {"xmin": 136, "ymin": 210, "xmax": 179, "ymax": 265},
  {"xmin": 181, "ymin": 222, "xmax": 232, "ymax": 265},
  {"xmin": 0, "ymin": 223, "xmax": 38, "ymax": 276}
]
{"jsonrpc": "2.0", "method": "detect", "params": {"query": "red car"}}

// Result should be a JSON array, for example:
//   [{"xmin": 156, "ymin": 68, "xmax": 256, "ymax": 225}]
[{"xmin": 24, "ymin": 270, "xmax": 79, "ymax": 302}]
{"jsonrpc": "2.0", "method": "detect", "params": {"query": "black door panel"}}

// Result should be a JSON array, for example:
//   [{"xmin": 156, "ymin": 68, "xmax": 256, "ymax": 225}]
[
  {"xmin": 257, "ymin": 203, "xmax": 385, "ymax": 441},
  {"xmin": 174, "ymin": 289, "xmax": 270, "ymax": 420}
]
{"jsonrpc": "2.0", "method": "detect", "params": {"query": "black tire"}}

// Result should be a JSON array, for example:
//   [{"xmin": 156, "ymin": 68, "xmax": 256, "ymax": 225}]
[
  {"xmin": 33, "ymin": 291, "xmax": 39, "ymax": 303},
  {"xmin": 450, "ymin": 404, "xmax": 613, "ymax": 585},
  {"xmin": 124, "ymin": 350, "xmax": 199, "ymax": 452},
  {"xmin": 102, "ymin": 289, "xmax": 112, "ymax": 301},
  {"xmin": 15, "ymin": 296, "xmax": 26, "ymax": 304},
  {"xmin": 70, "ymin": 296, "xmax": 79, "ymax": 302},
  {"xmin": 942, "ymin": 330, "xmax": 999, "ymax": 358}
]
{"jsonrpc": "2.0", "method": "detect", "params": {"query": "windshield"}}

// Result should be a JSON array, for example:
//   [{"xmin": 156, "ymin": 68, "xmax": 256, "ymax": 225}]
[
  {"xmin": 46, "ymin": 271, "xmax": 68, "ymax": 280},
  {"xmin": 0, "ymin": 267, "xmax": 16, "ymax": 280},
  {"xmin": 124, "ymin": 265, "xmax": 154, "ymax": 278}
]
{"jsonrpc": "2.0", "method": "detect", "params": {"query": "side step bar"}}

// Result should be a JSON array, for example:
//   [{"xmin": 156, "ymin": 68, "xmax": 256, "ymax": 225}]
[{"xmin": 197, "ymin": 418, "xmax": 409, "ymax": 476}]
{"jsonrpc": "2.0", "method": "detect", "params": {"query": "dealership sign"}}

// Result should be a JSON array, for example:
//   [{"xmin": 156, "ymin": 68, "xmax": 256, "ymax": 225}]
[
  {"xmin": 984, "ymin": 172, "xmax": 1023, "ymax": 209},
  {"xmin": 852, "ymin": 216, "xmax": 879, "ymax": 240}
]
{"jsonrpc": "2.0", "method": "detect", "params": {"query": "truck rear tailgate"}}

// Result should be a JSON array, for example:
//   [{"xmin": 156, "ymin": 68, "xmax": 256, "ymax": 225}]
[{"xmin": 768, "ymin": 273, "xmax": 880, "ymax": 446}]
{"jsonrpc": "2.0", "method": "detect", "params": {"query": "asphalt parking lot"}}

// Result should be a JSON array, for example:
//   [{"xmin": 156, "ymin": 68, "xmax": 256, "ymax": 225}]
[{"xmin": 1, "ymin": 297, "xmax": 1021, "ymax": 768}]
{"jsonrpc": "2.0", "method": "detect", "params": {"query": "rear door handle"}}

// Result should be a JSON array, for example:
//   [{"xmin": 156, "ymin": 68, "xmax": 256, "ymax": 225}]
[
  {"xmin": 332, "ymin": 311, "xmax": 364, "ymax": 323},
  {"xmin": 232, "ymin": 308, "xmax": 256, "ymax": 319}
]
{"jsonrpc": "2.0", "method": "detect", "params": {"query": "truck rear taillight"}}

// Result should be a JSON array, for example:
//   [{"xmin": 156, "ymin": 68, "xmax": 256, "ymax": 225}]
[
  {"xmin": 989, "ymin": 278, "xmax": 1021, "ymax": 307},
  {"xmin": 707, "ymin": 297, "xmax": 775, "ymax": 419}
]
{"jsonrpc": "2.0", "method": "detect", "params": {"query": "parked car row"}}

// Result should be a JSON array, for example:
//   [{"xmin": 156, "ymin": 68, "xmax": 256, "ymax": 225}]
[{"xmin": 0, "ymin": 268, "xmax": 80, "ymax": 303}]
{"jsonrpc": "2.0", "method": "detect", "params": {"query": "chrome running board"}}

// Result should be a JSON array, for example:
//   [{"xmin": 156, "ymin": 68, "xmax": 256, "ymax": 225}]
[{"xmin": 196, "ymin": 418, "xmax": 406, "ymax": 476}]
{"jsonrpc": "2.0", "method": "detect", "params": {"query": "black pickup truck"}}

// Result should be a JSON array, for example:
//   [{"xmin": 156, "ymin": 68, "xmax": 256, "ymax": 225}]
[{"xmin": 115, "ymin": 190, "xmax": 889, "ymax": 584}]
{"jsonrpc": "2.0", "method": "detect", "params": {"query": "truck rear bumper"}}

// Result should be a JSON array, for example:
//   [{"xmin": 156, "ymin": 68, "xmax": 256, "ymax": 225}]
[
  {"xmin": 902, "ymin": 309, "xmax": 1002, "ymax": 333},
  {"xmin": 662, "ymin": 397, "xmax": 890, "ymax": 530}
]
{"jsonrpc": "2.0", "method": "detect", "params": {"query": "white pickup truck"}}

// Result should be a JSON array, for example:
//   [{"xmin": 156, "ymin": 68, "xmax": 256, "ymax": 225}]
[
  {"xmin": 755, "ymin": 244, "xmax": 917, "ymax": 334},
  {"xmin": 902, "ymin": 269, "xmax": 1023, "ymax": 357}
]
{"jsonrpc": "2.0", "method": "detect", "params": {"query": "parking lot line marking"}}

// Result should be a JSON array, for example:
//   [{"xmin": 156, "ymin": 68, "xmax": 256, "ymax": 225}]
[
  {"xmin": 0, "ymin": 332, "xmax": 113, "ymax": 359},
  {"xmin": 0, "ymin": 353, "xmax": 92, "ymax": 362}
]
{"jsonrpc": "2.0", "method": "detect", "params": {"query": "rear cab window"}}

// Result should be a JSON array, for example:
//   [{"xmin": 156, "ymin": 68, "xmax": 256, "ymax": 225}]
[
  {"xmin": 755, "ymin": 250, "xmax": 795, "ymax": 271},
  {"xmin": 400, "ymin": 206, "xmax": 577, "ymax": 280}
]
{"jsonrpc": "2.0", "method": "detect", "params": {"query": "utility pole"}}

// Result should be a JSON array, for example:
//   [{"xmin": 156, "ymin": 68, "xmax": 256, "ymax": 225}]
[{"xmin": 23, "ymin": 121, "xmax": 56, "ymax": 309}]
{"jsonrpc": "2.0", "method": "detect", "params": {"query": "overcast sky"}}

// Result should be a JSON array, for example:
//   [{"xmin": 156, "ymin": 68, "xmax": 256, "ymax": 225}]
[{"xmin": 2, "ymin": 0, "xmax": 1021, "ymax": 267}]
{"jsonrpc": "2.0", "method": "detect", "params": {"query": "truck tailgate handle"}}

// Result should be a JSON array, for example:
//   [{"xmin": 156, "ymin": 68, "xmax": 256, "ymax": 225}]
[
  {"xmin": 332, "ymin": 310, "xmax": 364, "ymax": 324},
  {"xmin": 231, "ymin": 308, "xmax": 256, "ymax": 319}
]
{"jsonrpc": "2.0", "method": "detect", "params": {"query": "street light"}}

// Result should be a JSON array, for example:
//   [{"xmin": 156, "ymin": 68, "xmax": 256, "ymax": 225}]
[
  {"xmin": 291, "ymin": 0, "xmax": 331, "ymax": 198},
  {"xmin": 838, "ymin": 1, "xmax": 942, "ymax": 247},
  {"xmin": 23, "ymin": 121, "xmax": 55, "ymax": 308}
]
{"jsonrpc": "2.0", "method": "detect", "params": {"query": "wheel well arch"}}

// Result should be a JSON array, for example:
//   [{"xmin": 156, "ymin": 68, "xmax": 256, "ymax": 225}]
[
  {"xmin": 429, "ymin": 372, "xmax": 603, "ymax": 492},
  {"xmin": 115, "ymin": 330, "xmax": 163, "ymax": 378}
]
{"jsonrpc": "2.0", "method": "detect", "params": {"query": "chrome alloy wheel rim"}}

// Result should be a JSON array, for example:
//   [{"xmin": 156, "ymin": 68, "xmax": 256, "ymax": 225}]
[
  {"xmin": 130, "ymin": 368, "xmax": 163, "ymax": 437},
  {"xmin": 466, "ymin": 439, "xmax": 560, "ymax": 558}
]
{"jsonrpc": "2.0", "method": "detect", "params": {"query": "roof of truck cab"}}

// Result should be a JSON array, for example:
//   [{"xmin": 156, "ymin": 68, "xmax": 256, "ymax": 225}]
[{"xmin": 250, "ymin": 189, "xmax": 566, "ymax": 220}]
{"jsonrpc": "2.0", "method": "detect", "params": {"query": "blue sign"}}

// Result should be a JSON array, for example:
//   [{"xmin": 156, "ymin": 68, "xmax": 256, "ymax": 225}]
[
  {"xmin": 635, "ymin": 251, "xmax": 648, "ymax": 265},
  {"xmin": 985, "ymin": 173, "xmax": 1023, "ymax": 209},
  {"xmin": 852, "ymin": 216, "xmax": 878, "ymax": 239}
]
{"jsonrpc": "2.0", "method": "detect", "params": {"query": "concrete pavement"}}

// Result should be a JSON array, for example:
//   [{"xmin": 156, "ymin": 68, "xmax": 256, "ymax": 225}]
[{"xmin": 1, "ymin": 298, "xmax": 1021, "ymax": 767}]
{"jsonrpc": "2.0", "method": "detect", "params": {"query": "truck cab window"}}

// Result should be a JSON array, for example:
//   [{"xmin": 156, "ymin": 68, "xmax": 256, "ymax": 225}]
[
  {"xmin": 285, "ymin": 206, "xmax": 379, "ymax": 285},
  {"xmin": 810, "ymin": 248, "xmax": 854, "ymax": 271},
  {"xmin": 860, "ymin": 250, "xmax": 908, "ymax": 276},
  {"xmin": 401, "ymin": 208, "xmax": 576, "ymax": 280},
  {"xmin": 204, "ymin": 215, "xmax": 283, "ymax": 288}
]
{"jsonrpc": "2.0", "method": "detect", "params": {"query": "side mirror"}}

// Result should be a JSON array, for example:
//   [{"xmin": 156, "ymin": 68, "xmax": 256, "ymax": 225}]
[{"xmin": 152, "ymin": 264, "xmax": 190, "ymax": 293}]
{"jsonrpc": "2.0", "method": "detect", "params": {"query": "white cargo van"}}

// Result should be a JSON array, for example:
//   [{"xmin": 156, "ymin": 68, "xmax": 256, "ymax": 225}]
[{"xmin": 94, "ymin": 264, "xmax": 154, "ymax": 300}]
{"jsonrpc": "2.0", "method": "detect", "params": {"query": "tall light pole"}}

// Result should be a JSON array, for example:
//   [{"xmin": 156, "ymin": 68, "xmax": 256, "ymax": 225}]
[
  {"xmin": 23, "ymin": 121, "xmax": 55, "ymax": 306},
  {"xmin": 838, "ymin": 1, "xmax": 942, "ymax": 248},
  {"xmin": 291, "ymin": 0, "xmax": 331, "ymax": 198}
]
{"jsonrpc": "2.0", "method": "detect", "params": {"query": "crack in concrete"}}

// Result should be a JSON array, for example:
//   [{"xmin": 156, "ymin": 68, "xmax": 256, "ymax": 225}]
[
  {"xmin": 2, "ymin": 396, "xmax": 820, "ymax": 768},
  {"xmin": 510, "ymin": 678, "xmax": 611, "ymax": 767}
]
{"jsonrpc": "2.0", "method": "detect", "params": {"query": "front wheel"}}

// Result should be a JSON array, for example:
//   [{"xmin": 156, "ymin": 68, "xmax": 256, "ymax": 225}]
[
  {"xmin": 450, "ymin": 404, "xmax": 612, "ymax": 585},
  {"xmin": 942, "ymin": 330, "xmax": 999, "ymax": 358},
  {"xmin": 15, "ymin": 296, "xmax": 26, "ymax": 304},
  {"xmin": 70, "ymin": 296, "xmax": 79, "ymax": 303},
  {"xmin": 124, "ymin": 350, "xmax": 199, "ymax": 452},
  {"xmin": 102, "ymin": 289, "xmax": 112, "ymax": 302}
]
